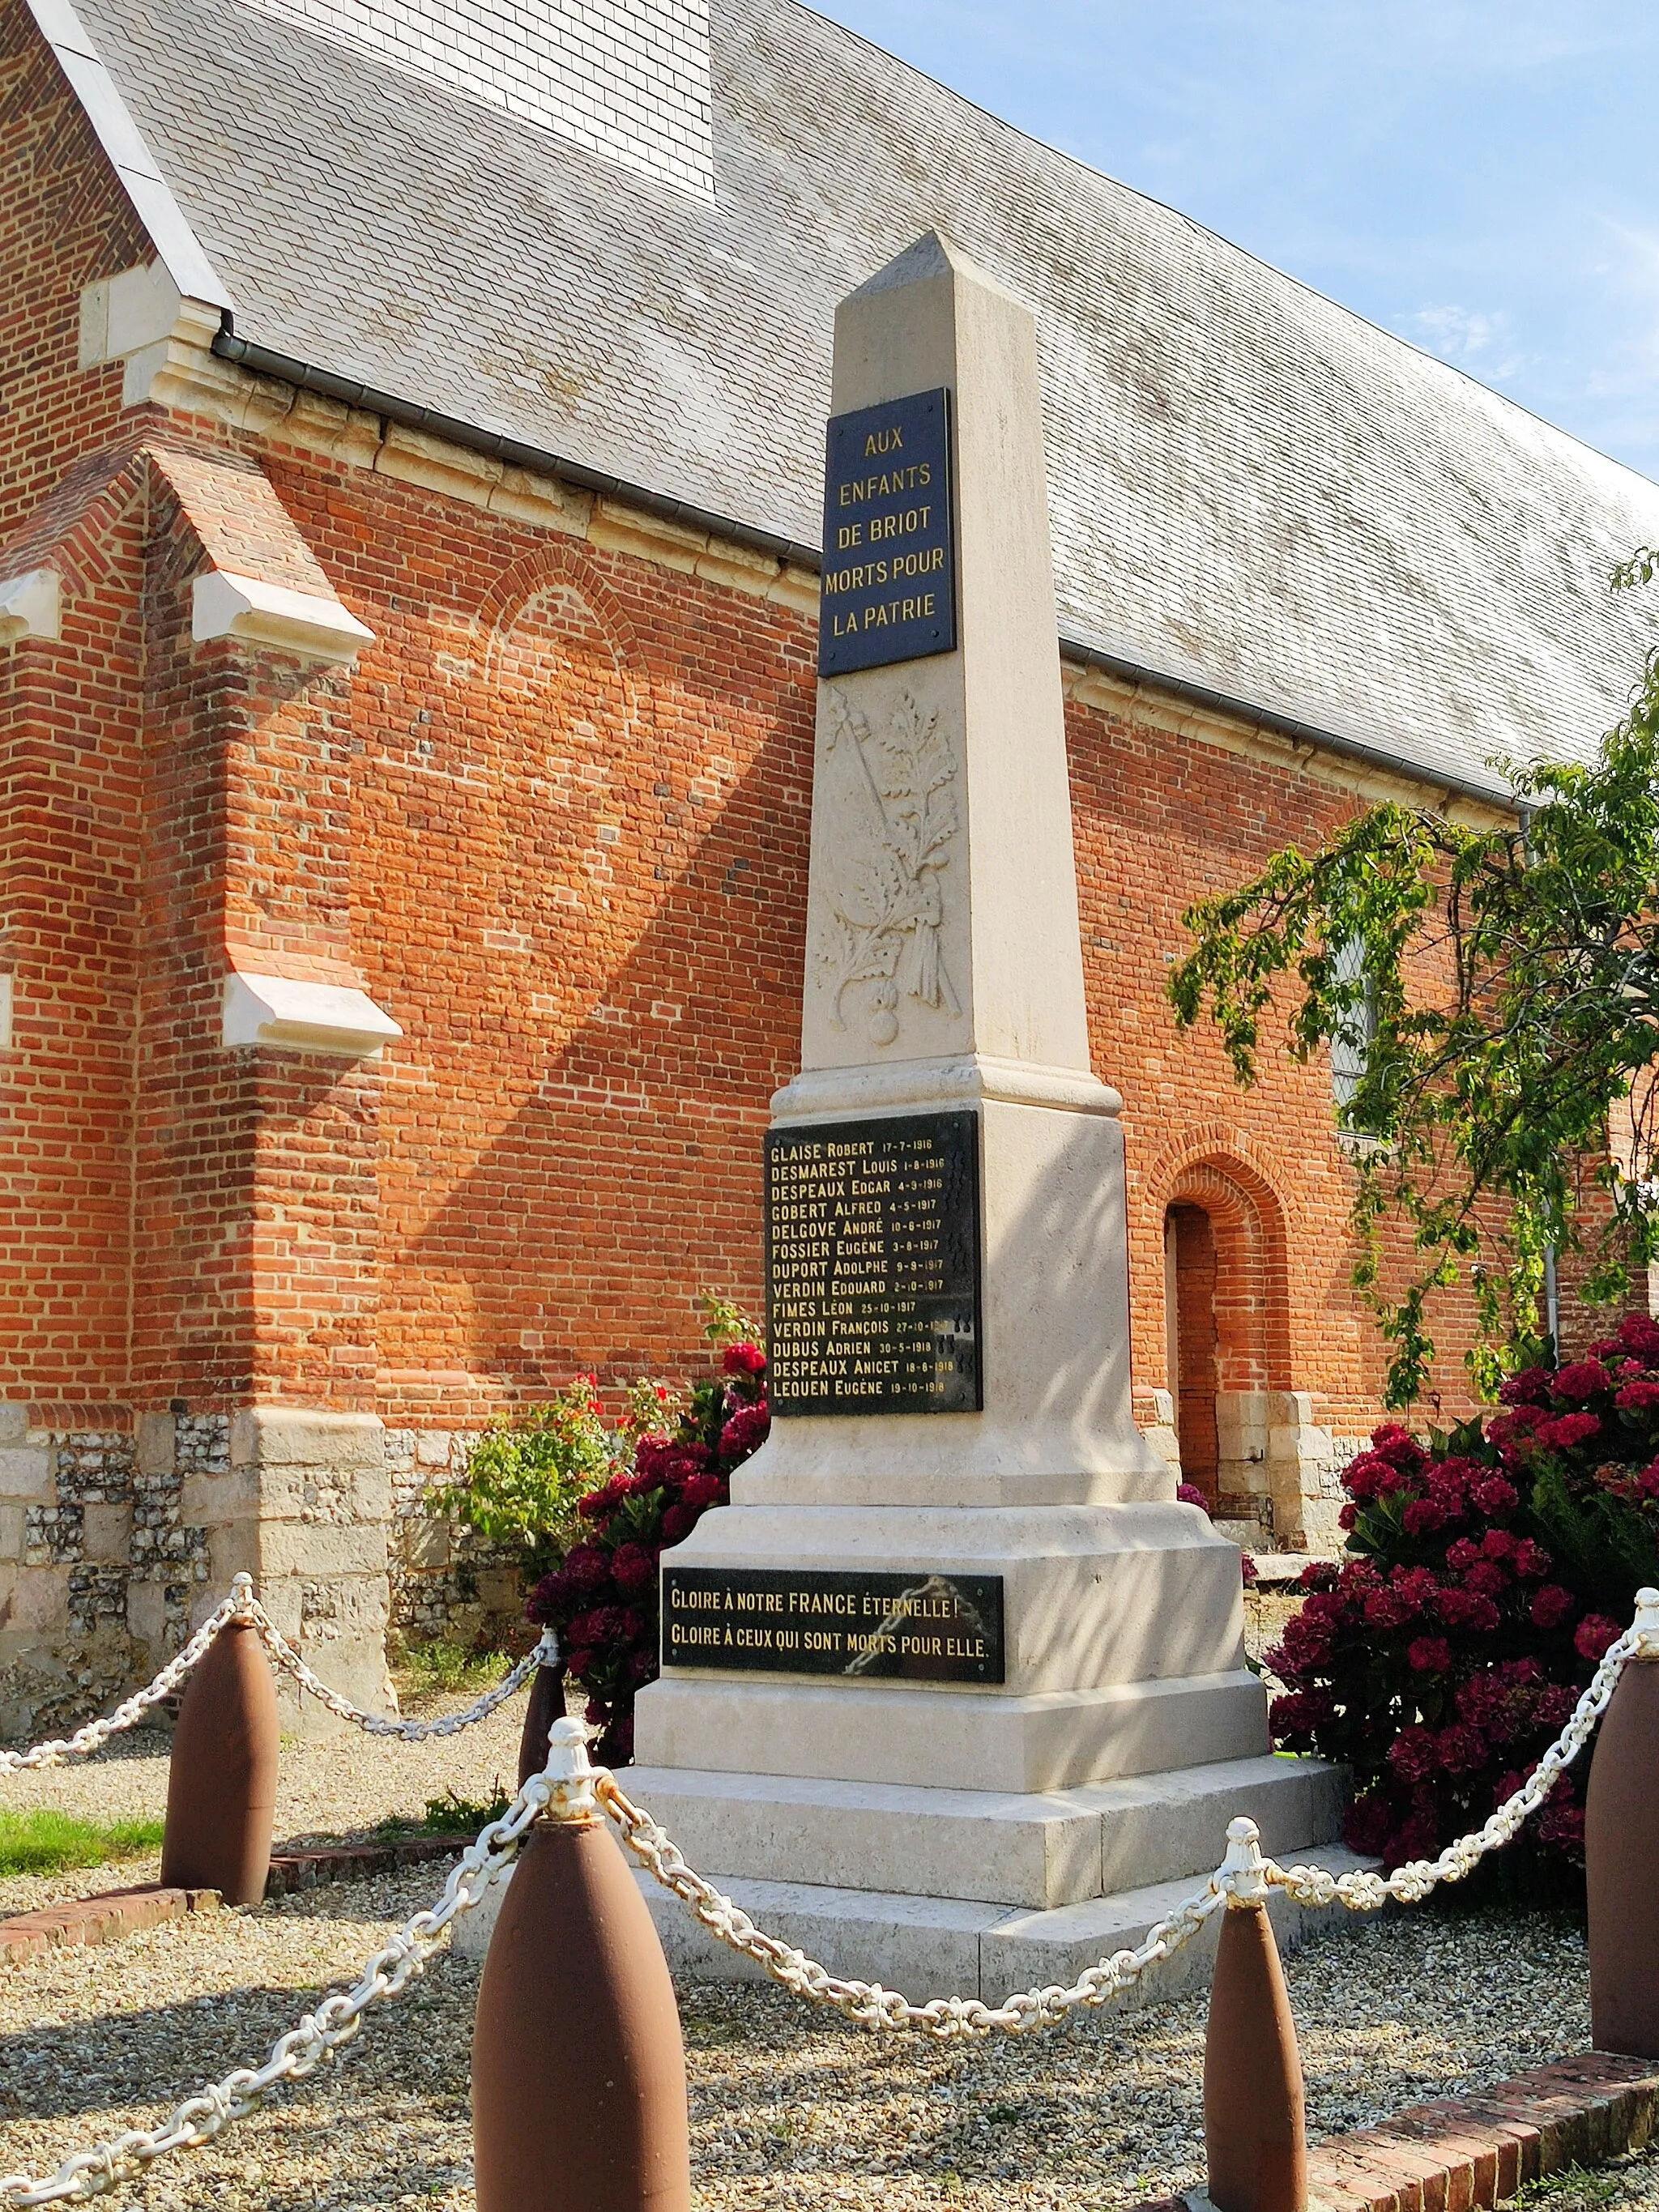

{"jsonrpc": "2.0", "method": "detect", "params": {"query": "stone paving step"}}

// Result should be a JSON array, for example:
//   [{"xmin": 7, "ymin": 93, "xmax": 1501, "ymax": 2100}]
[{"xmin": 621, "ymin": 1752, "xmax": 1343, "ymax": 1909}]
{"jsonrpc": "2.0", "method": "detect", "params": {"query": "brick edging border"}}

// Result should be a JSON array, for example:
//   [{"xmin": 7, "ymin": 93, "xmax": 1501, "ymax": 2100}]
[
  {"xmin": 0, "ymin": 1884, "xmax": 220, "ymax": 1961},
  {"xmin": 1, "ymin": 1833, "xmax": 476, "ymax": 1962},
  {"xmin": 1140, "ymin": 2052, "xmax": 1659, "ymax": 2212},
  {"xmin": 262, "ymin": 1831, "xmax": 474, "ymax": 1895}
]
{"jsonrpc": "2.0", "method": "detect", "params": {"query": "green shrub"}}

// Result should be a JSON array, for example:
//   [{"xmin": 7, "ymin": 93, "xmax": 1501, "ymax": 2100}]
[{"xmin": 437, "ymin": 1375, "xmax": 616, "ymax": 1583}]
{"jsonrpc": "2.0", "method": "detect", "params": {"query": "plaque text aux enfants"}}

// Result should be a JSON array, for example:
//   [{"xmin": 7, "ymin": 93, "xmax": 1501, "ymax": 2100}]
[{"xmin": 818, "ymin": 387, "xmax": 956, "ymax": 677}]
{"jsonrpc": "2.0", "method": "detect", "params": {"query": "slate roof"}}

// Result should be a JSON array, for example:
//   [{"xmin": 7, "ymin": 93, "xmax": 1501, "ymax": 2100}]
[{"xmin": 52, "ymin": 0, "xmax": 1659, "ymax": 800}]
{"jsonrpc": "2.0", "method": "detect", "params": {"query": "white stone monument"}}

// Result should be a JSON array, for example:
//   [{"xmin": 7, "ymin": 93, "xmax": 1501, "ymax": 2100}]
[
  {"xmin": 617, "ymin": 233, "xmax": 1353, "ymax": 1996},
  {"xmin": 460, "ymin": 232, "xmax": 1357, "ymax": 1989}
]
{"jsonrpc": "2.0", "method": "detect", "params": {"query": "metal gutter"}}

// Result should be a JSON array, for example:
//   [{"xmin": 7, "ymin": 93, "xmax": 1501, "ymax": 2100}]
[{"xmin": 214, "ymin": 326, "xmax": 1517, "ymax": 817}]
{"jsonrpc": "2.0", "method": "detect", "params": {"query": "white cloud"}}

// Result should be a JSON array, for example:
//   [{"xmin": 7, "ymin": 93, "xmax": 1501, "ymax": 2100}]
[{"xmin": 1405, "ymin": 304, "xmax": 1527, "ymax": 381}]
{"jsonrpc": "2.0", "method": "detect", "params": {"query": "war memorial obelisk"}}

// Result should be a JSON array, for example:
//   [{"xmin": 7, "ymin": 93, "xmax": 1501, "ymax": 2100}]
[{"xmin": 627, "ymin": 234, "xmax": 1350, "ymax": 1991}]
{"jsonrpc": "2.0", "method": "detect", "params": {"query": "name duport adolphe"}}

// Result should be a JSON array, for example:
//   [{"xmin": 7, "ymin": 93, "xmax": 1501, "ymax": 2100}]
[
  {"xmin": 766, "ymin": 1110, "xmax": 981, "ymax": 1417},
  {"xmin": 817, "ymin": 387, "xmax": 956, "ymax": 678}
]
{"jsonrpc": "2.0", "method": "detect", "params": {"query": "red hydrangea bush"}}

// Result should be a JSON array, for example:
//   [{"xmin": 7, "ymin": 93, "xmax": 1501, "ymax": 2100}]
[
  {"xmin": 527, "ymin": 1342, "xmax": 769, "ymax": 1765},
  {"xmin": 1269, "ymin": 1313, "xmax": 1659, "ymax": 1877}
]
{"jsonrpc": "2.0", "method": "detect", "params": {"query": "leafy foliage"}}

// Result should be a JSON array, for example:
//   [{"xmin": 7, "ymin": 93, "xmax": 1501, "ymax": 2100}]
[
  {"xmin": 1269, "ymin": 1314, "xmax": 1659, "ymax": 1876},
  {"xmin": 528, "ymin": 1328, "xmax": 770, "ymax": 1766},
  {"xmin": 1167, "ymin": 629, "xmax": 1659, "ymax": 1404},
  {"xmin": 437, "ymin": 1375, "xmax": 616, "ymax": 1584}
]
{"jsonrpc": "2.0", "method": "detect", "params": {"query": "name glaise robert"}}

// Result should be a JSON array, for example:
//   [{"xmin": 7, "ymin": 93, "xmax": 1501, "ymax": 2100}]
[{"xmin": 817, "ymin": 388, "xmax": 957, "ymax": 677}]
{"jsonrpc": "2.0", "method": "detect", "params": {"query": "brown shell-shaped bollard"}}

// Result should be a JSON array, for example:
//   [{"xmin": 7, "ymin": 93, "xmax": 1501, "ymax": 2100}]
[
  {"xmin": 1205, "ymin": 1902, "xmax": 1308, "ymax": 2212},
  {"xmin": 517, "ymin": 1661, "xmax": 569, "ymax": 1788},
  {"xmin": 472, "ymin": 1816, "xmax": 690, "ymax": 2212},
  {"xmin": 160, "ymin": 1617, "xmax": 279, "ymax": 1907},
  {"xmin": 1587, "ymin": 1656, "xmax": 1659, "ymax": 2056}
]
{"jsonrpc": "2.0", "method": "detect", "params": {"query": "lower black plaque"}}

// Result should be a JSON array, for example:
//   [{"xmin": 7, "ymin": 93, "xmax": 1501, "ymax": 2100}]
[
  {"xmin": 766, "ymin": 1110, "xmax": 981, "ymax": 1417},
  {"xmin": 662, "ymin": 1567, "xmax": 1004, "ymax": 1683}
]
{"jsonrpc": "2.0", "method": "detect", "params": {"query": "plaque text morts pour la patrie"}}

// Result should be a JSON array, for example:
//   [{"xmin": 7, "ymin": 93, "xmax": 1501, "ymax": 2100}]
[
  {"xmin": 818, "ymin": 387, "xmax": 956, "ymax": 677},
  {"xmin": 766, "ymin": 1109, "xmax": 981, "ymax": 1417}
]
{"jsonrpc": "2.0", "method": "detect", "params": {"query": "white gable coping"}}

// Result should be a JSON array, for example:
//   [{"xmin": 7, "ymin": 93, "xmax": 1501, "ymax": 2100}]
[
  {"xmin": 192, "ymin": 569, "xmax": 375, "ymax": 662},
  {"xmin": 26, "ymin": 0, "xmax": 230, "ymax": 310},
  {"xmin": 223, "ymin": 972, "xmax": 403, "ymax": 1056},
  {"xmin": 0, "ymin": 571, "xmax": 62, "ymax": 646}
]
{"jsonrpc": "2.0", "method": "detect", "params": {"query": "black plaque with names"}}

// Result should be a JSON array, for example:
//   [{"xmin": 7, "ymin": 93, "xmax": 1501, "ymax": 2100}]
[
  {"xmin": 766, "ymin": 1110, "xmax": 981, "ymax": 1417},
  {"xmin": 817, "ymin": 386, "xmax": 957, "ymax": 677},
  {"xmin": 662, "ymin": 1566, "xmax": 1004, "ymax": 1683}
]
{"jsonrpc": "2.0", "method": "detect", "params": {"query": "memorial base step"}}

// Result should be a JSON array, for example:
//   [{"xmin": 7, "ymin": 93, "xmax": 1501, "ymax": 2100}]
[
  {"xmin": 453, "ymin": 1844, "xmax": 1378, "ymax": 2005},
  {"xmin": 613, "ymin": 1751, "xmax": 1343, "ymax": 1909}
]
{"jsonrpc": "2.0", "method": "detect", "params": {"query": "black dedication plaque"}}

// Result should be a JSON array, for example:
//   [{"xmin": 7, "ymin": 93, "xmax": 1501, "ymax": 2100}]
[
  {"xmin": 766, "ymin": 1110, "xmax": 981, "ymax": 1417},
  {"xmin": 663, "ymin": 1567, "xmax": 1004, "ymax": 1682},
  {"xmin": 818, "ymin": 386, "xmax": 956, "ymax": 677}
]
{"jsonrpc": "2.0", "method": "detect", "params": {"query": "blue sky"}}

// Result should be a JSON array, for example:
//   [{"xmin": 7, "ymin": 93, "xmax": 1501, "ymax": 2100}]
[{"xmin": 810, "ymin": 1, "xmax": 1659, "ymax": 481}]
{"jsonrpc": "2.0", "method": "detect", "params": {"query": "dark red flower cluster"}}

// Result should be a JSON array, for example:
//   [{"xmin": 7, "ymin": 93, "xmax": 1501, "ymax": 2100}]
[
  {"xmin": 1268, "ymin": 1322, "xmax": 1659, "ymax": 1877},
  {"xmin": 527, "ymin": 1345, "xmax": 770, "ymax": 1764}
]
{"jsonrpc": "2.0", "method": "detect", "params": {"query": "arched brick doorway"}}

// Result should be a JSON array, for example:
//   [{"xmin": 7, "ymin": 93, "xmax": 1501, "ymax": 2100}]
[{"xmin": 1161, "ymin": 1157, "xmax": 1291, "ymax": 1528}]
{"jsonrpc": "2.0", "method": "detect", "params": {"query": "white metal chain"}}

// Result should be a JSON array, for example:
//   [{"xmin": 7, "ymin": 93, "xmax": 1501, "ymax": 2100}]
[
  {"xmin": 1, "ymin": 1576, "xmax": 556, "ymax": 1770},
  {"xmin": 245, "ymin": 1609, "xmax": 558, "ymax": 1741},
  {"xmin": 0, "ymin": 1758, "xmax": 562, "ymax": 2207},
  {"xmin": 3, "ymin": 1597, "xmax": 1656, "ymax": 2199},
  {"xmin": 599, "ymin": 1769, "xmax": 1229, "ymax": 2034},
  {"xmin": 0, "ymin": 1584, "xmax": 257, "ymax": 1772},
  {"xmin": 598, "ymin": 1586, "xmax": 1659, "ymax": 2037}
]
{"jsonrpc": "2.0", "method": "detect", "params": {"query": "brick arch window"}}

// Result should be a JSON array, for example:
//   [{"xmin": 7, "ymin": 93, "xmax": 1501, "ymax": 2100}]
[{"xmin": 1161, "ymin": 1156, "xmax": 1291, "ymax": 1512}]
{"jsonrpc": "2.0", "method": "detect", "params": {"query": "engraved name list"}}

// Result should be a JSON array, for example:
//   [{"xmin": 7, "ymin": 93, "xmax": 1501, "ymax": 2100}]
[{"xmin": 766, "ymin": 1109, "xmax": 981, "ymax": 1417}]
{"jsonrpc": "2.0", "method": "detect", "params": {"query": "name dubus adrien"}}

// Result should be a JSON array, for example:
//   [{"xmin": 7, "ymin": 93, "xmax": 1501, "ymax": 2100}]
[
  {"xmin": 765, "ymin": 1110, "xmax": 982, "ymax": 1418},
  {"xmin": 817, "ymin": 387, "xmax": 957, "ymax": 678},
  {"xmin": 662, "ymin": 1567, "xmax": 1004, "ymax": 1683}
]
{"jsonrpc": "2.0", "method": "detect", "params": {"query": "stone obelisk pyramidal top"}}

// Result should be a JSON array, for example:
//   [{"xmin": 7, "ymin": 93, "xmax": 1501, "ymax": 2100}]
[
  {"xmin": 634, "ymin": 229, "xmax": 1264, "ymax": 1809},
  {"xmin": 799, "ymin": 230, "xmax": 1092, "ymax": 1080},
  {"xmin": 752, "ymin": 230, "xmax": 1166, "ymax": 1506}
]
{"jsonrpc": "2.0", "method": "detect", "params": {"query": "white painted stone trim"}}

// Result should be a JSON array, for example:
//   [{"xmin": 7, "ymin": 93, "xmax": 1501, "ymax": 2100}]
[
  {"xmin": 192, "ymin": 570, "xmax": 374, "ymax": 663},
  {"xmin": 222, "ymin": 972, "xmax": 403, "ymax": 1056},
  {"xmin": 0, "ymin": 570, "xmax": 61, "ymax": 646},
  {"xmin": 0, "ymin": 974, "xmax": 12, "ymax": 1050},
  {"xmin": 24, "ymin": 0, "xmax": 231, "ymax": 309}
]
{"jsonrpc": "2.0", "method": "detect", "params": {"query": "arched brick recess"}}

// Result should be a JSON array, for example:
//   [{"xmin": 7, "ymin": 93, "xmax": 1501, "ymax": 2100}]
[{"xmin": 1137, "ymin": 1127, "xmax": 1294, "ymax": 1398}]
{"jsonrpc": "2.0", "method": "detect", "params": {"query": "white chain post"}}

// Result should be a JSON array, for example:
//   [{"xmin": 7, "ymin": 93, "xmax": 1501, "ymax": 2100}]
[
  {"xmin": 1632, "ymin": 1587, "xmax": 1659, "ymax": 1658},
  {"xmin": 0, "ymin": 1756, "xmax": 560, "ymax": 2206},
  {"xmin": 1219, "ymin": 1817, "xmax": 1269, "ymax": 1907},
  {"xmin": 0, "ymin": 1584, "xmax": 254, "ymax": 1772},
  {"xmin": 541, "ymin": 1716, "xmax": 598, "ymax": 1822}
]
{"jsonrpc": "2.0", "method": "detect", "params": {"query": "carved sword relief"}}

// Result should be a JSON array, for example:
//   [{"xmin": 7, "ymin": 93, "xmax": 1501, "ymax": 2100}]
[{"xmin": 815, "ymin": 686, "xmax": 962, "ymax": 1047}]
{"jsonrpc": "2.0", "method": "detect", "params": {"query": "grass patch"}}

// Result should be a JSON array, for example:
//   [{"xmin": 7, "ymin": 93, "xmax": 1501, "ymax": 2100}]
[
  {"xmin": 0, "ymin": 1809, "xmax": 165, "ymax": 1877},
  {"xmin": 1503, "ymin": 2165, "xmax": 1626, "ymax": 2212},
  {"xmin": 392, "ymin": 1639, "xmax": 510, "ymax": 1700},
  {"xmin": 371, "ymin": 1782, "xmax": 515, "ymax": 1843}
]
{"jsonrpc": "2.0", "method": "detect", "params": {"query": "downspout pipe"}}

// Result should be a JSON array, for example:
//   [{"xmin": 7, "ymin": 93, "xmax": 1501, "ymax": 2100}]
[{"xmin": 211, "ymin": 326, "xmax": 1518, "ymax": 820}]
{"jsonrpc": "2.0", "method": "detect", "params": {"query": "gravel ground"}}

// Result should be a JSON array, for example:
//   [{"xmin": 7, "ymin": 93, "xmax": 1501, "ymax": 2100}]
[
  {"xmin": 0, "ymin": 1687, "xmax": 524, "ymax": 1921},
  {"xmin": 0, "ymin": 1678, "xmax": 1630, "ymax": 2212},
  {"xmin": 0, "ymin": 1860, "xmax": 1606, "ymax": 2212}
]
